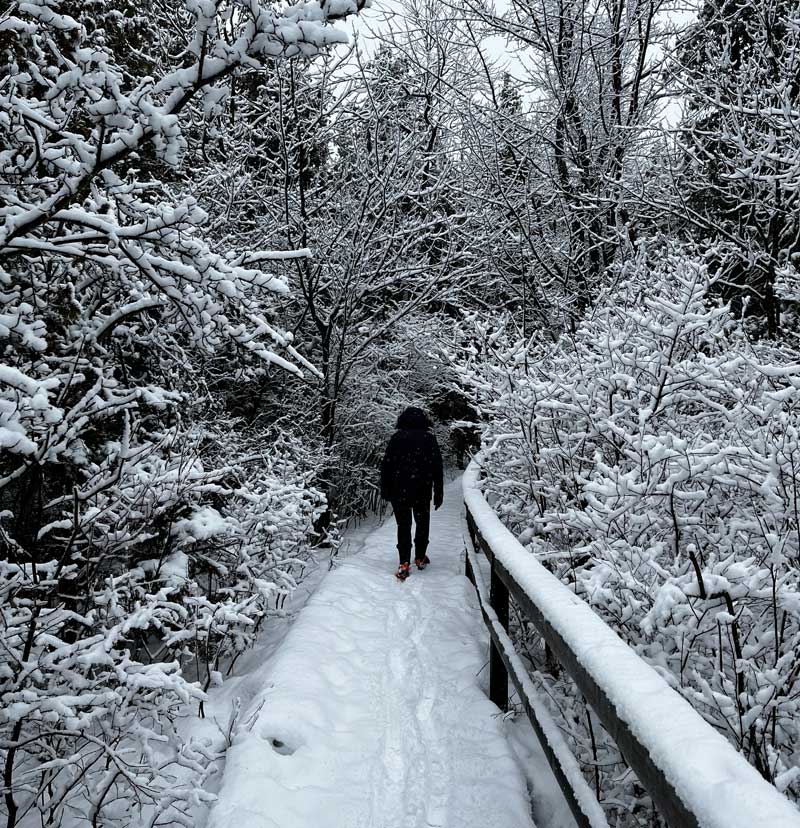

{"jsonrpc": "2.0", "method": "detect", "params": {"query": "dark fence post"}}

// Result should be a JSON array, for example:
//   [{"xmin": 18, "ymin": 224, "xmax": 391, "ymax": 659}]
[
  {"xmin": 489, "ymin": 559, "xmax": 509, "ymax": 711},
  {"xmin": 465, "ymin": 512, "xmax": 476, "ymax": 585}
]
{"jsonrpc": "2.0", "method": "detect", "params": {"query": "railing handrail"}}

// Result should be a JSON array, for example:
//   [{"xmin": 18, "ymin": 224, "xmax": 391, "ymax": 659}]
[
  {"xmin": 463, "ymin": 456, "xmax": 800, "ymax": 828},
  {"xmin": 463, "ymin": 514, "xmax": 610, "ymax": 828}
]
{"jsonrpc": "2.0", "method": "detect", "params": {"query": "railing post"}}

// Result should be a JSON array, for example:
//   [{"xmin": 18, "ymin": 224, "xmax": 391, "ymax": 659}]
[
  {"xmin": 465, "ymin": 511, "xmax": 476, "ymax": 584},
  {"xmin": 489, "ymin": 558, "xmax": 509, "ymax": 711}
]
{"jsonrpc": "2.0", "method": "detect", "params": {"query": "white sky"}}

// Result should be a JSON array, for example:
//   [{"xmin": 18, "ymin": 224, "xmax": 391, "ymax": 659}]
[
  {"xmin": 337, "ymin": 0, "xmax": 700, "ymax": 124},
  {"xmin": 346, "ymin": 0, "xmax": 699, "ymax": 62},
  {"xmin": 343, "ymin": 0, "xmax": 519, "ymax": 66}
]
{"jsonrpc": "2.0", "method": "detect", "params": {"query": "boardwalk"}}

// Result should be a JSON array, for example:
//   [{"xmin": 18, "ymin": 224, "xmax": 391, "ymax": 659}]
[{"xmin": 207, "ymin": 480, "xmax": 536, "ymax": 828}]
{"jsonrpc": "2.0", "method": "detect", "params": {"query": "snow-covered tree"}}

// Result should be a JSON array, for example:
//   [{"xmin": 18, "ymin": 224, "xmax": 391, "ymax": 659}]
[
  {"xmin": 459, "ymin": 0, "xmax": 675, "ymax": 321},
  {"xmin": 0, "ymin": 1, "xmax": 367, "ymax": 824},
  {"xmin": 221, "ymin": 1, "xmax": 494, "ymax": 517},
  {"xmin": 671, "ymin": 0, "xmax": 800, "ymax": 337}
]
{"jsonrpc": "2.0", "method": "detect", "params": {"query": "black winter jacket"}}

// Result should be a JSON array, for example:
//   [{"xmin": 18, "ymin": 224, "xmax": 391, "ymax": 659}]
[{"xmin": 380, "ymin": 408, "xmax": 444, "ymax": 505}]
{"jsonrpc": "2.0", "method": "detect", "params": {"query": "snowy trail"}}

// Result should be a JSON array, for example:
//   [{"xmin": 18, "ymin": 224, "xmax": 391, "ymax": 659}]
[{"xmin": 207, "ymin": 480, "xmax": 536, "ymax": 828}]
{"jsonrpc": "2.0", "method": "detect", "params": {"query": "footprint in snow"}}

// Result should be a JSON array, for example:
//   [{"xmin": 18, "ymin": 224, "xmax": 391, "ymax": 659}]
[{"xmin": 268, "ymin": 737, "xmax": 297, "ymax": 756}]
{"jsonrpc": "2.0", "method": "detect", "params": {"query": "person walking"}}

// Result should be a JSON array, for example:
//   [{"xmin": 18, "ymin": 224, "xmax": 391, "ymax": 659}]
[{"xmin": 380, "ymin": 407, "xmax": 444, "ymax": 581}]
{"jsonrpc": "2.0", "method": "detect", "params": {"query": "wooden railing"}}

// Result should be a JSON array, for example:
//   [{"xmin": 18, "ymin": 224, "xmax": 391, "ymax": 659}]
[{"xmin": 463, "ymin": 458, "xmax": 800, "ymax": 828}]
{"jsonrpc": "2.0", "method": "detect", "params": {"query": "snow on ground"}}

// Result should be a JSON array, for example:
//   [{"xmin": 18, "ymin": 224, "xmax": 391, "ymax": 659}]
[
  {"xmin": 177, "ymin": 543, "xmax": 337, "ymax": 826},
  {"xmin": 205, "ymin": 479, "xmax": 536, "ymax": 828},
  {"xmin": 507, "ymin": 715, "xmax": 579, "ymax": 828}
]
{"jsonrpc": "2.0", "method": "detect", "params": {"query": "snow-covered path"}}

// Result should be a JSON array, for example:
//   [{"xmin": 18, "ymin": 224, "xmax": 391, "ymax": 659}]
[{"xmin": 207, "ymin": 481, "xmax": 536, "ymax": 828}]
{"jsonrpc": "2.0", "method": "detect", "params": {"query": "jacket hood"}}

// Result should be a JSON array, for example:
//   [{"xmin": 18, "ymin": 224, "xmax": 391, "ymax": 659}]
[{"xmin": 396, "ymin": 406, "xmax": 431, "ymax": 430}]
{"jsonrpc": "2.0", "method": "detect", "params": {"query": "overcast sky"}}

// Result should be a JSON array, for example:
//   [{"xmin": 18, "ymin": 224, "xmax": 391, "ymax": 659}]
[
  {"xmin": 343, "ymin": 0, "xmax": 700, "ymax": 81},
  {"xmin": 338, "ymin": 0, "xmax": 700, "ymax": 125}
]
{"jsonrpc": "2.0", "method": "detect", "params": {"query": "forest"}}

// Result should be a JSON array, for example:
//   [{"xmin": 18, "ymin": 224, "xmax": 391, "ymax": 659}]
[{"xmin": 1, "ymin": 0, "xmax": 800, "ymax": 825}]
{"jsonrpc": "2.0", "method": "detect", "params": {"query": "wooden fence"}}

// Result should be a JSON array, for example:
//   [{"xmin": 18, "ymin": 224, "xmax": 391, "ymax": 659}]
[{"xmin": 463, "ymin": 459, "xmax": 800, "ymax": 828}]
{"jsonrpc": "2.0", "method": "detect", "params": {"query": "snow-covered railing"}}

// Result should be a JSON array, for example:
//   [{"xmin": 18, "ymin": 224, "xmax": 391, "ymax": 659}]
[{"xmin": 463, "ymin": 457, "xmax": 800, "ymax": 828}]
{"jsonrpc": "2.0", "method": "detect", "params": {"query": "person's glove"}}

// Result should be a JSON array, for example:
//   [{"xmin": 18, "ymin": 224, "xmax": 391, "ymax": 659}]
[{"xmin": 434, "ymin": 492, "xmax": 443, "ymax": 510}]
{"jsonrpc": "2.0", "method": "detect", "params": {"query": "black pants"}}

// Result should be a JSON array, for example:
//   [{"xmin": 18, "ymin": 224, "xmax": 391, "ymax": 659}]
[{"xmin": 392, "ymin": 498, "xmax": 430, "ymax": 566}]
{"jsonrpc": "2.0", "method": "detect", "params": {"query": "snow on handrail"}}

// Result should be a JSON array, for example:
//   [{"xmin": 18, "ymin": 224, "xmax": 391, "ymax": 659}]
[
  {"xmin": 464, "ymin": 534, "xmax": 609, "ymax": 828},
  {"xmin": 463, "ymin": 456, "xmax": 800, "ymax": 828}
]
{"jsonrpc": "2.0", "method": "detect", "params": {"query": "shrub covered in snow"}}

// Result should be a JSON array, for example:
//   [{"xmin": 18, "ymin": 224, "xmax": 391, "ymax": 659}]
[
  {"xmin": 457, "ymin": 244, "xmax": 800, "ymax": 820},
  {"xmin": 0, "ymin": 415, "xmax": 325, "ymax": 825},
  {"xmin": 0, "ymin": 0, "xmax": 363, "ymax": 825}
]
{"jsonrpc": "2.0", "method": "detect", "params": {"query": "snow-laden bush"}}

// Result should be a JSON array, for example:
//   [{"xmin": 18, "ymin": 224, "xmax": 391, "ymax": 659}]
[
  {"xmin": 1, "ymin": 416, "xmax": 324, "ymax": 827},
  {"xmin": 0, "ymin": 1, "xmax": 364, "ymax": 824},
  {"xmin": 458, "ymin": 244, "xmax": 800, "ymax": 819}
]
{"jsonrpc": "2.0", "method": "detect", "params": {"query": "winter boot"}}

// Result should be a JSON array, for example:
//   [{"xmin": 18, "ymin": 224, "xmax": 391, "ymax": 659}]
[
  {"xmin": 395, "ymin": 563, "xmax": 411, "ymax": 581},
  {"xmin": 414, "ymin": 555, "xmax": 430, "ymax": 570}
]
